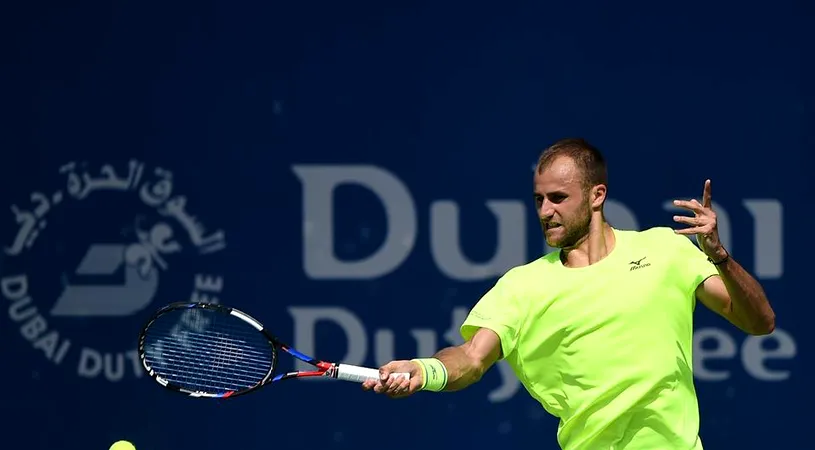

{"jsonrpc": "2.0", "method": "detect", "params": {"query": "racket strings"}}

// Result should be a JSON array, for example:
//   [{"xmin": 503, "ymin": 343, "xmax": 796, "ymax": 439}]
[
  {"xmin": 142, "ymin": 308, "xmax": 275, "ymax": 394},
  {"xmin": 148, "ymin": 330, "xmax": 273, "ymax": 366},
  {"xmin": 146, "ymin": 338, "xmax": 269, "ymax": 386}
]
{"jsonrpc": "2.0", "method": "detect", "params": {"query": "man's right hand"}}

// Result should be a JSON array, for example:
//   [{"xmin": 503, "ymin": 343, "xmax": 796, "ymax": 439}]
[{"xmin": 361, "ymin": 360, "xmax": 423, "ymax": 399}]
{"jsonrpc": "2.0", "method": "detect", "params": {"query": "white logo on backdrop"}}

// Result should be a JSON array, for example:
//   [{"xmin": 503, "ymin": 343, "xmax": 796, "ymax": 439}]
[
  {"xmin": 2, "ymin": 160, "xmax": 226, "ymax": 382},
  {"xmin": 291, "ymin": 164, "xmax": 796, "ymax": 403}
]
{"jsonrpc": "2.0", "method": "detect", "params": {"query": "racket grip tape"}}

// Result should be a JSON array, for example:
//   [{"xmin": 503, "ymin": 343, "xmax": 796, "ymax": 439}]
[{"xmin": 335, "ymin": 364, "xmax": 410, "ymax": 383}]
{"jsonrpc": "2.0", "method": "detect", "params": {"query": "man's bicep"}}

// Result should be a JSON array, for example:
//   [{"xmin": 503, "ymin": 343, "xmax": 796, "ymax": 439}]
[
  {"xmin": 696, "ymin": 274, "xmax": 732, "ymax": 317},
  {"xmin": 462, "ymin": 327, "xmax": 503, "ymax": 370},
  {"xmin": 461, "ymin": 321, "xmax": 516, "ymax": 361}
]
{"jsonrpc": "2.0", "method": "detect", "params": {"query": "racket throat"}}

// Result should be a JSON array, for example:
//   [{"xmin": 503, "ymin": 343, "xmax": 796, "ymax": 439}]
[{"xmin": 323, "ymin": 363, "xmax": 340, "ymax": 379}]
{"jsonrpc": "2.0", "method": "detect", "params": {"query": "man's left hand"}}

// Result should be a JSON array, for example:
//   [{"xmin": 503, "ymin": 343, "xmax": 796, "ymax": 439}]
[{"xmin": 672, "ymin": 179, "xmax": 728, "ymax": 262}]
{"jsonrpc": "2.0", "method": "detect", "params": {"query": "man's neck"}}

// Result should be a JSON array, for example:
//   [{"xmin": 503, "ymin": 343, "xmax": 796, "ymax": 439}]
[{"xmin": 561, "ymin": 221, "xmax": 616, "ymax": 268}]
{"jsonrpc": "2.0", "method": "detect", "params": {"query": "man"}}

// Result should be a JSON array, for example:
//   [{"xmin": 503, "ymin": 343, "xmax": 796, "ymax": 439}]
[{"xmin": 362, "ymin": 138, "xmax": 776, "ymax": 449}]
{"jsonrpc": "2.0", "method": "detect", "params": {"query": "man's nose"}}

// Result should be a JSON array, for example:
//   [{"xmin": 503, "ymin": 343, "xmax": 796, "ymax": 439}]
[{"xmin": 538, "ymin": 202, "xmax": 554, "ymax": 220}]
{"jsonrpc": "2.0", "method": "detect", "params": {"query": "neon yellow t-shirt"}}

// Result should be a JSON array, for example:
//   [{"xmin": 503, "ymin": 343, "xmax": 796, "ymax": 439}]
[{"xmin": 460, "ymin": 227, "xmax": 720, "ymax": 450}]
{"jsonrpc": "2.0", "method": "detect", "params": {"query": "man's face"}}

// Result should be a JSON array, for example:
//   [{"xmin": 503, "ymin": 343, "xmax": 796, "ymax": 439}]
[{"xmin": 533, "ymin": 156, "xmax": 593, "ymax": 248}]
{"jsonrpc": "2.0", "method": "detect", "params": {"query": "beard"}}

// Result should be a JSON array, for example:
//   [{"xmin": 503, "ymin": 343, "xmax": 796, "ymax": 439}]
[{"xmin": 544, "ymin": 200, "xmax": 592, "ymax": 249}]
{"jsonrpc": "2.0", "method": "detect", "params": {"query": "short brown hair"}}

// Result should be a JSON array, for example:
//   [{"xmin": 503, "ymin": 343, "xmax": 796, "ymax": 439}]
[{"xmin": 536, "ymin": 138, "xmax": 608, "ymax": 190}]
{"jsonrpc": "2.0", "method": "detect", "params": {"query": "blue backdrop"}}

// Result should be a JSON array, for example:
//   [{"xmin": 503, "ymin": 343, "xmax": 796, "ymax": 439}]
[{"xmin": 2, "ymin": 1, "xmax": 812, "ymax": 449}]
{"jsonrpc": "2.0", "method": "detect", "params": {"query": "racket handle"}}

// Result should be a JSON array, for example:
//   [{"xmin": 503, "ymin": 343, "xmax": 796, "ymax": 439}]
[{"xmin": 335, "ymin": 364, "xmax": 410, "ymax": 383}]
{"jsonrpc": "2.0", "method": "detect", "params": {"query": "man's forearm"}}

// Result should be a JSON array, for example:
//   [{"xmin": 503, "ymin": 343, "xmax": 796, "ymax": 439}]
[
  {"xmin": 713, "ymin": 249, "xmax": 776, "ymax": 335},
  {"xmin": 431, "ymin": 345, "xmax": 489, "ymax": 392}
]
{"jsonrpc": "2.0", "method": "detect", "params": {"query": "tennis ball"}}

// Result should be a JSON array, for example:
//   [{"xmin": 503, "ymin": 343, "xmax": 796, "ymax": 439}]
[{"xmin": 109, "ymin": 441, "xmax": 136, "ymax": 450}]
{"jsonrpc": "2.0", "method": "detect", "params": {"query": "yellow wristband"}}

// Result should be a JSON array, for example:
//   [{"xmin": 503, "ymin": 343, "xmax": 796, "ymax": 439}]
[
  {"xmin": 412, "ymin": 358, "xmax": 448, "ymax": 392},
  {"xmin": 412, "ymin": 359, "xmax": 428, "ymax": 390}
]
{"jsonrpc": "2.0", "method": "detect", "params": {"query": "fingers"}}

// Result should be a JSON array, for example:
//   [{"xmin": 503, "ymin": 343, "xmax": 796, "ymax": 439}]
[
  {"xmin": 672, "ymin": 199, "xmax": 704, "ymax": 214},
  {"xmin": 674, "ymin": 227, "xmax": 704, "ymax": 236},
  {"xmin": 672, "ymin": 215, "xmax": 704, "ymax": 226},
  {"xmin": 373, "ymin": 377, "xmax": 388, "ymax": 394},
  {"xmin": 379, "ymin": 366, "xmax": 391, "ymax": 383},
  {"xmin": 382, "ymin": 370, "xmax": 410, "ymax": 397},
  {"xmin": 673, "ymin": 214, "xmax": 714, "ymax": 235},
  {"xmin": 383, "ymin": 371, "xmax": 399, "ymax": 390},
  {"xmin": 702, "ymin": 179, "xmax": 712, "ymax": 208},
  {"xmin": 363, "ymin": 361, "xmax": 417, "ymax": 399},
  {"xmin": 674, "ymin": 223, "xmax": 715, "ymax": 235},
  {"xmin": 386, "ymin": 374, "xmax": 413, "ymax": 399},
  {"xmin": 673, "ymin": 180, "xmax": 718, "ymax": 237},
  {"xmin": 365, "ymin": 372, "xmax": 411, "ymax": 397},
  {"xmin": 675, "ymin": 179, "xmax": 714, "ymax": 213}
]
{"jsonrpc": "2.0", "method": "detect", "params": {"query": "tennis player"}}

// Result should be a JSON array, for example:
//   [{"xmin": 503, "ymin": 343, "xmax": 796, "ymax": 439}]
[{"xmin": 362, "ymin": 138, "xmax": 776, "ymax": 449}]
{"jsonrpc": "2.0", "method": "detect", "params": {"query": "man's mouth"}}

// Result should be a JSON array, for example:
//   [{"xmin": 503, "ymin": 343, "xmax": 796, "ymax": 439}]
[{"xmin": 544, "ymin": 223, "xmax": 561, "ymax": 230}]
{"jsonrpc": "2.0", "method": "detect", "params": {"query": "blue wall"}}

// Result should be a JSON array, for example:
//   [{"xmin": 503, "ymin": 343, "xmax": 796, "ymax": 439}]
[{"xmin": 2, "ymin": 1, "xmax": 811, "ymax": 449}]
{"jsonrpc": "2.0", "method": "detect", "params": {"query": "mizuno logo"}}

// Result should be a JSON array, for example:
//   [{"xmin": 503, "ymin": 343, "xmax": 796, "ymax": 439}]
[{"xmin": 629, "ymin": 257, "xmax": 651, "ymax": 271}]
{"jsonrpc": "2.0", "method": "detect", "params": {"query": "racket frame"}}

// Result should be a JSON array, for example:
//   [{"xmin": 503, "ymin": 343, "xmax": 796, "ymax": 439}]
[{"xmin": 138, "ymin": 302, "xmax": 392, "ymax": 399}]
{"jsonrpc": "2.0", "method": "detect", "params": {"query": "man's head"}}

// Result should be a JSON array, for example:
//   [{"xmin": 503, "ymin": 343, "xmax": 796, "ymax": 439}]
[{"xmin": 533, "ymin": 138, "xmax": 608, "ymax": 248}]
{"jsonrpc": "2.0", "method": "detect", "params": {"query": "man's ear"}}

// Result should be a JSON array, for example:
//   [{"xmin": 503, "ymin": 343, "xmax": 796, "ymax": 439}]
[{"xmin": 591, "ymin": 184, "xmax": 607, "ymax": 210}]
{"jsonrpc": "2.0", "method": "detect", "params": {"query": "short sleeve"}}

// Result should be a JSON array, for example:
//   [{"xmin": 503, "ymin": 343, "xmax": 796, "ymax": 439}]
[
  {"xmin": 671, "ymin": 232, "xmax": 720, "ymax": 297},
  {"xmin": 460, "ymin": 273, "xmax": 526, "ymax": 360}
]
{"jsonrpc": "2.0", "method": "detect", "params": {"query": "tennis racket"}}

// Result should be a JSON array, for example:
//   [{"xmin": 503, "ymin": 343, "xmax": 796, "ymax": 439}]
[{"xmin": 138, "ymin": 301, "xmax": 409, "ymax": 398}]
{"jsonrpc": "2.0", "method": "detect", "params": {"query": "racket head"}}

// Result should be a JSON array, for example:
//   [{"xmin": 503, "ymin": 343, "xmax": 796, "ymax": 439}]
[{"xmin": 138, "ymin": 302, "xmax": 278, "ymax": 398}]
